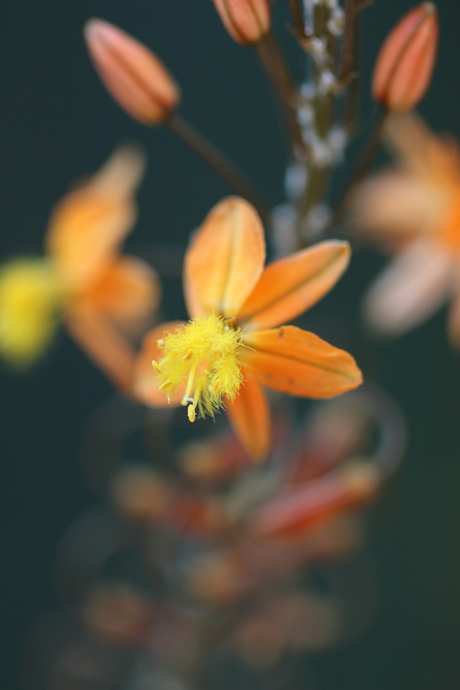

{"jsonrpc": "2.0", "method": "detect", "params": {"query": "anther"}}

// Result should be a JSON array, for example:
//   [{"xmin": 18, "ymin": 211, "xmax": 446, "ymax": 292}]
[
  {"xmin": 152, "ymin": 360, "xmax": 162, "ymax": 373},
  {"xmin": 182, "ymin": 350, "xmax": 193, "ymax": 362},
  {"xmin": 187, "ymin": 404, "xmax": 196, "ymax": 422}
]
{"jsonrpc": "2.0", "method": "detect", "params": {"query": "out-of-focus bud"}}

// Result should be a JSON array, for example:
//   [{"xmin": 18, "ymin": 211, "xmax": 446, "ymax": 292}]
[
  {"xmin": 84, "ymin": 19, "xmax": 180, "ymax": 125},
  {"xmin": 84, "ymin": 583, "xmax": 156, "ymax": 646},
  {"xmin": 112, "ymin": 466, "xmax": 226, "ymax": 536},
  {"xmin": 234, "ymin": 593, "xmax": 341, "ymax": 668},
  {"xmin": 187, "ymin": 551, "xmax": 256, "ymax": 605},
  {"xmin": 372, "ymin": 3, "xmax": 438, "ymax": 112},
  {"xmin": 212, "ymin": 0, "xmax": 271, "ymax": 45},
  {"xmin": 249, "ymin": 461, "xmax": 381, "ymax": 539}
]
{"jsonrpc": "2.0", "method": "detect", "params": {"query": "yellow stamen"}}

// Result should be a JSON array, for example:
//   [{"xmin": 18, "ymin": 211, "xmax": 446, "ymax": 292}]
[
  {"xmin": 153, "ymin": 313, "xmax": 244, "ymax": 421},
  {"xmin": 0, "ymin": 258, "xmax": 63, "ymax": 368}
]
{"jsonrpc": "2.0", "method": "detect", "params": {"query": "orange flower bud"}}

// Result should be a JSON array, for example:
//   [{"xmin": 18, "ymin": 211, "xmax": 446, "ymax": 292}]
[
  {"xmin": 84, "ymin": 19, "xmax": 180, "ymax": 125},
  {"xmin": 372, "ymin": 3, "xmax": 438, "ymax": 111},
  {"xmin": 212, "ymin": 0, "xmax": 271, "ymax": 45}
]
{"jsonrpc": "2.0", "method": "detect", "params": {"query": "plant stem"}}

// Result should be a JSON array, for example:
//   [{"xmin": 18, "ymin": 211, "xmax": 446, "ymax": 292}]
[
  {"xmin": 255, "ymin": 31, "xmax": 305, "ymax": 155},
  {"xmin": 332, "ymin": 106, "xmax": 387, "ymax": 224},
  {"xmin": 167, "ymin": 114, "xmax": 271, "ymax": 220}
]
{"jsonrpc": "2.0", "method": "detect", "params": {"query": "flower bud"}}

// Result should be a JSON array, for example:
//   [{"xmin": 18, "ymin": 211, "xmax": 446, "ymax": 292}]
[
  {"xmin": 372, "ymin": 3, "xmax": 438, "ymax": 111},
  {"xmin": 84, "ymin": 19, "xmax": 180, "ymax": 125},
  {"xmin": 212, "ymin": 0, "xmax": 271, "ymax": 45}
]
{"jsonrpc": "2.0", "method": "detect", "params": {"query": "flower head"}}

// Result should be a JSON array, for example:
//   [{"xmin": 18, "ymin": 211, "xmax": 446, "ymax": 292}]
[
  {"xmin": 350, "ymin": 112, "xmax": 460, "ymax": 343},
  {"xmin": 134, "ymin": 197, "xmax": 362, "ymax": 459},
  {"xmin": 0, "ymin": 147, "xmax": 159, "ymax": 387}
]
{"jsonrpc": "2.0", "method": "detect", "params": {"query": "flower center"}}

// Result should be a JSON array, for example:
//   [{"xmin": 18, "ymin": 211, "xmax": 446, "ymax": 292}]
[{"xmin": 153, "ymin": 314, "xmax": 244, "ymax": 421}]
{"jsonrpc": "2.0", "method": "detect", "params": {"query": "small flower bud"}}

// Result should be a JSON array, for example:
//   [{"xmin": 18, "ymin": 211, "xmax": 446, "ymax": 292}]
[
  {"xmin": 84, "ymin": 19, "xmax": 180, "ymax": 125},
  {"xmin": 372, "ymin": 3, "xmax": 438, "ymax": 112},
  {"xmin": 212, "ymin": 0, "xmax": 271, "ymax": 45}
]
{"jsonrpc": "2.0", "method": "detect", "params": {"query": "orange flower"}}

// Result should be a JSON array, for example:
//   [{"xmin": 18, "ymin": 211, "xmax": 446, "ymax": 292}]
[
  {"xmin": 350, "ymin": 112, "xmax": 460, "ymax": 343},
  {"xmin": 0, "ymin": 146, "xmax": 159, "ymax": 389},
  {"xmin": 133, "ymin": 197, "xmax": 362, "ymax": 459}
]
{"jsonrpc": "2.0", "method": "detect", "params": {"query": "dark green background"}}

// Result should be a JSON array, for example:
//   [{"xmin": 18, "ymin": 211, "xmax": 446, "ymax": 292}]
[{"xmin": 2, "ymin": 0, "xmax": 460, "ymax": 688}]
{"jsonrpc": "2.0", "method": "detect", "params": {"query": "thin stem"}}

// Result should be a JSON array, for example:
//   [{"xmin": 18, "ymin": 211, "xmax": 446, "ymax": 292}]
[
  {"xmin": 288, "ymin": 0, "xmax": 308, "ymax": 39},
  {"xmin": 339, "ymin": 0, "xmax": 357, "ymax": 82},
  {"xmin": 167, "ymin": 114, "xmax": 271, "ymax": 219},
  {"xmin": 255, "ymin": 31, "xmax": 305, "ymax": 155},
  {"xmin": 293, "ymin": 1, "xmax": 338, "ymax": 248},
  {"xmin": 332, "ymin": 106, "xmax": 387, "ymax": 223}
]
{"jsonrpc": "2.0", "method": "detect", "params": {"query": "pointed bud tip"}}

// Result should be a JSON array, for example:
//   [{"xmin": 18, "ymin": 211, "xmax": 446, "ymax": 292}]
[
  {"xmin": 372, "ymin": 2, "xmax": 438, "ymax": 112},
  {"xmin": 212, "ymin": 0, "xmax": 271, "ymax": 45},
  {"xmin": 83, "ymin": 18, "xmax": 180, "ymax": 125}
]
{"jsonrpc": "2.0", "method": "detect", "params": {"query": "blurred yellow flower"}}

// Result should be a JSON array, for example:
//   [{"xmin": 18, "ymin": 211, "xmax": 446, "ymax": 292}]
[
  {"xmin": 0, "ymin": 147, "xmax": 159, "ymax": 389},
  {"xmin": 0, "ymin": 259, "xmax": 62, "ymax": 367},
  {"xmin": 350, "ymin": 111, "xmax": 460, "ymax": 343}
]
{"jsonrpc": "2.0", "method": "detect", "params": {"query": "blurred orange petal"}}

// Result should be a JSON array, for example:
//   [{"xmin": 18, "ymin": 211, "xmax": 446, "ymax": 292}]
[
  {"xmin": 65, "ymin": 303, "xmax": 136, "ymax": 392},
  {"xmin": 133, "ymin": 321, "xmax": 186, "ymax": 406},
  {"xmin": 185, "ymin": 197, "xmax": 265, "ymax": 319},
  {"xmin": 242, "ymin": 326, "xmax": 362, "ymax": 398},
  {"xmin": 350, "ymin": 171, "xmax": 442, "ymax": 247},
  {"xmin": 225, "ymin": 367, "xmax": 270, "ymax": 460},
  {"xmin": 46, "ymin": 146, "xmax": 145, "ymax": 288},
  {"xmin": 363, "ymin": 238, "xmax": 452, "ymax": 335},
  {"xmin": 249, "ymin": 462, "xmax": 380, "ymax": 539},
  {"xmin": 385, "ymin": 112, "xmax": 460, "ymax": 189},
  {"xmin": 84, "ymin": 255, "xmax": 160, "ymax": 335},
  {"xmin": 238, "ymin": 241, "xmax": 350, "ymax": 331}
]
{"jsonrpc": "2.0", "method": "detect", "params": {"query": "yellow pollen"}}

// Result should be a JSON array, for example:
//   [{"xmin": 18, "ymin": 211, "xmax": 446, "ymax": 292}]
[
  {"xmin": 0, "ymin": 258, "xmax": 63, "ymax": 368},
  {"xmin": 153, "ymin": 314, "xmax": 244, "ymax": 421}
]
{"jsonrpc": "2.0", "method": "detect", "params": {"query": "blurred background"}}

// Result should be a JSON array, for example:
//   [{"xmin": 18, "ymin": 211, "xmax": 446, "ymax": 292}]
[{"xmin": 2, "ymin": 0, "xmax": 460, "ymax": 688}]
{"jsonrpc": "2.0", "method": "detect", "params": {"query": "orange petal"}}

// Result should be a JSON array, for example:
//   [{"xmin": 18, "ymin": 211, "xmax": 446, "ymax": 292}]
[
  {"xmin": 46, "ymin": 146, "xmax": 145, "ymax": 288},
  {"xmin": 225, "ymin": 367, "xmax": 270, "ymax": 460},
  {"xmin": 83, "ymin": 255, "xmax": 160, "ymax": 335},
  {"xmin": 238, "ymin": 241, "xmax": 350, "ymax": 331},
  {"xmin": 241, "ymin": 326, "xmax": 362, "ymax": 398},
  {"xmin": 249, "ymin": 462, "xmax": 380, "ymax": 539},
  {"xmin": 65, "ymin": 302, "xmax": 136, "ymax": 392},
  {"xmin": 132, "ymin": 321, "xmax": 186, "ymax": 406},
  {"xmin": 185, "ymin": 197, "xmax": 265, "ymax": 319},
  {"xmin": 363, "ymin": 238, "xmax": 452, "ymax": 336}
]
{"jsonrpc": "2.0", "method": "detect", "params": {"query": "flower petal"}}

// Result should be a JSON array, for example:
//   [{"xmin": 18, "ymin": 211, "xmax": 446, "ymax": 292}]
[
  {"xmin": 83, "ymin": 255, "xmax": 160, "ymax": 335},
  {"xmin": 46, "ymin": 146, "xmax": 145, "ymax": 289},
  {"xmin": 241, "ymin": 326, "xmax": 362, "ymax": 398},
  {"xmin": 225, "ymin": 367, "xmax": 270, "ymax": 460},
  {"xmin": 65, "ymin": 302, "xmax": 136, "ymax": 392},
  {"xmin": 185, "ymin": 197, "xmax": 265, "ymax": 319},
  {"xmin": 238, "ymin": 241, "xmax": 350, "ymax": 331},
  {"xmin": 350, "ymin": 171, "xmax": 444, "ymax": 247},
  {"xmin": 133, "ymin": 321, "xmax": 186, "ymax": 406},
  {"xmin": 363, "ymin": 238, "xmax": 453, "ymax": 336}
]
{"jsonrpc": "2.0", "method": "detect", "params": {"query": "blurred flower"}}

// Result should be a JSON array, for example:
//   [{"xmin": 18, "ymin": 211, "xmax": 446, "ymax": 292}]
[
  {"xmin": 372, "ymin": 2, "xmax": 438, "ymax": 112},
  {"xmin": 0, "ymin": 146, "xmax": 160, "ymax": 388},
  {"xmin": 134, "ymin": 196, "xmax": 362, "ymax": 459},
  {"xmin": 212, "ymin": 0, "xmax": 271, "ymax": 45},
  {"xmin": 0, "ymin": 259, "xmax": 63, "ymax": 367},
  {"xmin": 350, "ymin": 112, "xmax": 460, "ymax": 342},
  {"xmin": 84, "ymin": 19, "xmax": 180, "ymax": 125}
]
